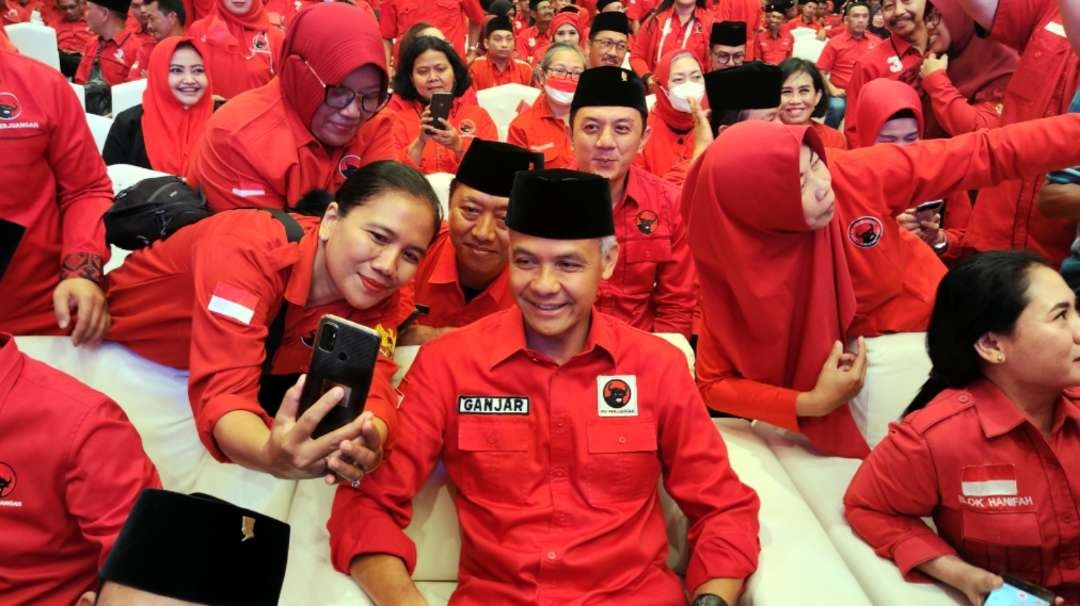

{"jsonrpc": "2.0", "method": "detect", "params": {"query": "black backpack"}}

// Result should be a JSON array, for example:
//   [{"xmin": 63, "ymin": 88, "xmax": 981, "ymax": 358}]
[{"xmin": 105, "ymin": 176, "xmax": 212, "ymax": 250}]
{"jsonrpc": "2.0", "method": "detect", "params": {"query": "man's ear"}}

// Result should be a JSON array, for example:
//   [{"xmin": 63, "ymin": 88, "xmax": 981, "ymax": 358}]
[
  {"xmin": 600, "ymin": 240, "xmax": 619, "ymax": 280},
  {"xmin": 76, "ymin": 591, "xmax": 97, "ymax": 606}
]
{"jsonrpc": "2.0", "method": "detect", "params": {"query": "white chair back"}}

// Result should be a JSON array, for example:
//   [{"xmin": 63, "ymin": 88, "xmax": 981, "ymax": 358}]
[
  {"xmin": 425, "ymin": 172, "xmax": 454, "ymax": 219},
  {"xmin": 110, "ymin": 78, "xmax": 147, "ymax": 116},
  {"xmin": 476, "ymin": 83, "xmax": 541, "ymax": 142},
  {"xmin": 106, "ymin": 162, "xmax": 171, "ymax": 193},
  {"xmin": 70, "ymin": 82, "xmax": 86, "ymax": 109},
  {"xmin": 85, "ymin": 113, "xmax": 113, "ymax": 154},
  {"xmin": 793, "ymin": 37, "xmax": 827, "ymax": 62},
  {"xmin": 789, "ymin": 26, "xmax": 818, "ymax": 40},
  {"xmin": 4, "ymin": 22, "xmax": 60, "ymax": 71}
]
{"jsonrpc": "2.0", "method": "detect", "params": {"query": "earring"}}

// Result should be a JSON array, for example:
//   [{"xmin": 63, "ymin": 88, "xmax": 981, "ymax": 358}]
[{"xmin": 997, "ymin": 354, "xmax": 1005, "ymax": 363}]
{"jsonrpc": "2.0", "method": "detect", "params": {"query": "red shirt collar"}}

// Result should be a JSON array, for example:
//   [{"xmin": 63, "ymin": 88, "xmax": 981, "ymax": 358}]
[
  {"xmin": 614, "ymin": 166, "xmax": 645, "ymax": 211},
  {"xmin": 282, "ymin": 217, "xmax": 321, "ymax": 307},
  {"xmin": 887, "ymin": 32, "xmax": 920, "ymax": 57},
  {"xmin": 0, "ymin": 334, "xmax": 24, "ymax": 417},
  {"xmin": 484, "ymin": 306, "xmax": 618, "ymax": 370},
  {"xmin": 968, "ymin": 379, "xmax": 1080, "ymax": 438},
  {"xmin": 427, "ymin": 228, "xmax": 511, "ymax": 301}
]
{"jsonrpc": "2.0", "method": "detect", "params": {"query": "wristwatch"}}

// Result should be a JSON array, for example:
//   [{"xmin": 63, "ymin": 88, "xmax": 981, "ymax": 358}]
[
  {"xmin": 933, "ymin": 233, "xmax": 948, "ymax": 253},
  {"xmin": 693, "ymin": 594, "xmax": 729, "ymax": 606}
]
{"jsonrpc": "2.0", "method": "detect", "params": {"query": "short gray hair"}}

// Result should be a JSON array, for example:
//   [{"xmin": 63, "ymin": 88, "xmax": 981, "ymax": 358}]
[
  {"xmin": 539, "ymin": 42, "xmax": 586, "ymax": 74},
  {"xmin": 600, "ymin": 235, "xmax": 617, "ymax": 257}
]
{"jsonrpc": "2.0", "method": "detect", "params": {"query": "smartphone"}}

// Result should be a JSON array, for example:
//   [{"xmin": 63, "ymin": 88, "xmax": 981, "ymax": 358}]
[
  {"xmin": 915, "ymin": 199, "xmax": 944, "ymax": 214},
  {"xmin": 429, "ymin": 92, "xmax": 453, "ymax": 126},
  {"xmin": 298, "ymin": 315, "xmax": 381, "ymax": 439},
  {"xmin": 984, "ymin": 575, "xmax": 1056, "ymax": 606},
  {"xmin": 0, "ymin": 218, "xmax": 26, "ymax": 281}
]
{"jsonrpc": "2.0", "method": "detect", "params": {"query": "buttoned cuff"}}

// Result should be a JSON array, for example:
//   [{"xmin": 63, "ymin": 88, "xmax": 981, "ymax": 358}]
[
  {"xmin": 683, "ymin": 536, "xmax": 759, "ymax": 595},
  {"xmin": 199, "ymin": 393, "xmax": 274, "ymax": 462},
  {"xmin": 329, "ymin": 493, "xmax": 418, "ymax": 576},
  {"xmin": 892, "ymin": 533, "xmax": 957, "ymax": 580}
]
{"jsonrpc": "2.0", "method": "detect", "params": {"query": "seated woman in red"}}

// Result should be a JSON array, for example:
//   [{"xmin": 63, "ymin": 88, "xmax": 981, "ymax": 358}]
[
  {"xmin": 391, "ymin": 36, "xmax": 497, "ymax": 174},
  {"xmin": 777, "ymin": 57, "xmax": 847, "ymax": 150},
  {"xmin": 107, "ymin": 162, "xmax": 441, "ymax": 481},
  {"xmin": 103, "ymin": 36, "xmax": 214, "ymax": 173},
  {"xmin": 846, "ymin": 251, "xmax": 1080, "ymax": 605},
  {"xmin": 635, "ymin": 49, "xmax": 706, "ymax": 180},
  {"xmin": 187, "ymin": 0, "xmax": 284, "ymax": 98}
]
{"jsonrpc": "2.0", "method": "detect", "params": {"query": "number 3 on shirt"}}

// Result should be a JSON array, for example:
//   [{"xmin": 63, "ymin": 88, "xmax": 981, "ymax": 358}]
[{"xmin": 887, "ymin": 56, "xmax": 903, "ymax": 74}]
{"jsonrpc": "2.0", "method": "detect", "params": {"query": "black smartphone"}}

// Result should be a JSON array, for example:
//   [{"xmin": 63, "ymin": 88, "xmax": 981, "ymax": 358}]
[
  {"xmin": 429, "ymin": 92, "xmax": 453, "ymax": 126},
  {"xmin": 984, "ymin": 574, "xmax": 1056, "ymax": 606},
  {"xmin": 0, "ymin": 218, "xmax": 26, "ymax": 281},
  {"xmin": 298, "ymin": 315, "xmax": 382, "ymax": 439}
]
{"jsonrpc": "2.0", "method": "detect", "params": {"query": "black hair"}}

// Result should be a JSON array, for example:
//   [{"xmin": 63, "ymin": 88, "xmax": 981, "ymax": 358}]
[
  {"xmin": 645, "ymin": 0, "xmax": 706, "ymax": 23},
  {"xmin": 844, "ymin": 1, "xmax": 869, "ymax": 15},
  {"xmin": 903, "ymin": 251, "xmax": 1049, "ymax": 417},
  {"xmin": 392, "ymin": 36, "xmax": 473, "ymax": 102},
  {"xmin": 885, "ymin": 108, "xmax": 917, "ymax": 122},
  {"xmin": 778, "ymin": 57, "xmax": 830, "ymax": 118},
  {"xmin": 152, "ymin": 0, "xmax": 185, "ymax": 26},
  {"xmin": 300, "ymin": 161, "xmax": 443, "ymax": 243}
]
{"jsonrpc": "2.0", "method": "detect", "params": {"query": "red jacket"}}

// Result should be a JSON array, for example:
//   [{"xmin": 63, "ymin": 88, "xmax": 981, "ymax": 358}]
[
  {"xmin": 186, "ymin": 13, "xmax": 285, "ymax": 99},
  {"xmin": 391, "ymin": 97, "xmax": 498, "ymax": 174},
  {"xmin": 959, "ymin": 0, "xmax": 1080, "ymax": 264},
  {"xmin": 73, "ymin": 28, "xmax": 143, "ymax": 85},
  {"xmin": 845, "ymin": 380, "xmax": 1080, "ymax": 603},
  {"xmin": 106, "ymin": 211, "xmax": 411, "ymax": 461},
  {"xmin": 328, "ymin": 307, "xmax": 760, "ymax": 603},
  {"xmin": 0, "ymin": 335, "xmax": 160, "ymax": 606},
  {"xmin": 507, "ymin": 93, "xmax": 576, "ymax": 170},
  {"xmin": 0, "ymin": 49, "xmax": 112, "ymax": 336},
  {"xmin": 630, "ymin": 7, "xmax": 710, "ymax": 78}
]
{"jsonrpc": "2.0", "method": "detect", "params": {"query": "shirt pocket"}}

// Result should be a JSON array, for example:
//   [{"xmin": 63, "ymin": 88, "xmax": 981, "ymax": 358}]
[
  {"xmin": 623, "ymin": 236, "xmax": 673, "ymax": 265},
  {"xmin": 961, "ymin": 510, "xmax": 1043, "ymax": 576},
  {"xmin": 1006, "ymin": 26, "xmax": 1070, "ymax": 110},
  {"xmin": 454, "ymin": 418, "xmax": 535, "ymax": 504},
  {"xmin": 581, "ymin": 420, "xmax": 661, "ymax": 506}
]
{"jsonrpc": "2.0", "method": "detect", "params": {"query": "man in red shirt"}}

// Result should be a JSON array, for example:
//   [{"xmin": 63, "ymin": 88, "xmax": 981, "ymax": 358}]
[
  {"xmin": 951, "ymin": 0, "xmax": 1080, "ymax": 264},
  {"xmin": 586, "ymin": 10, "xmax": 631, "ymax": 67},
  {"xmin": 55, "ymin": 0, "xmax": 96, "ymax": 78},
  {"xmin": 331, "ymin": 168, "xmax": 760, "ymax": 605},
  {"xmin": 468, "ymin": 16, "xmax": 534, "ymax": 89},
  {"xmin": 380, "ymin": 0, "xmax": 484, "ymax": 67},
  {"xmin": 0, "ymin": 335, "xmax": 160, "ymax": 606},
  {"xmin": 0, "ymin": 46, "xmax": 112, "ymax": 345},
  {"xmin": 756, "ymin": 2, "xmax": 794, "ymax": 64},
  {"xmin": 708, "ymin": 20, "xmax": 747, "ymax": 70},
  {"xmin": 816, "ymin": 1, "xmax": 875, "ymax": 127},
  {"xmin": 125, "ymin": 0, "xmax": 185, "ymax": 80},
  {"xmin": 783, "ymin": 0, "xmax": 822, "ymax": 33},
  {"xmin": 515, "ymin": 0, "xmax": 555, "ymax": 63},
  {"xmin": 75, "ymin": 0, "xmax": 143, "ymax": 110},
  {"xmin": 402, "ymin": 139, "xmax": 542, "ymax": 345},
  {"xmin": 571, "ymin": 67, "xmax": 697, "ymax": 337}
]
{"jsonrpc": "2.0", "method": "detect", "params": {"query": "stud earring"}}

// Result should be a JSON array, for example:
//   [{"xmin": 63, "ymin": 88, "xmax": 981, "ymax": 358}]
[{"xmin": 997, "ymin": 354, "xmax": 1005, "ymax": 363}]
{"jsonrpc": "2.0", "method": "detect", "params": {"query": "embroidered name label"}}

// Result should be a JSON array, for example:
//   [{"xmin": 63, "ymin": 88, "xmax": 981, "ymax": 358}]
[{"xmin": 458, "ymin": 395, "xmax": 530, "ymax": 415}]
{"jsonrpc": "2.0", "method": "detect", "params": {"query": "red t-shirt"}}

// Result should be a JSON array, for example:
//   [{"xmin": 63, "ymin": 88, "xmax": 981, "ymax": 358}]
[{"xmin": 815, "ymin": 28, "xmax": 878, "ymax": 90}]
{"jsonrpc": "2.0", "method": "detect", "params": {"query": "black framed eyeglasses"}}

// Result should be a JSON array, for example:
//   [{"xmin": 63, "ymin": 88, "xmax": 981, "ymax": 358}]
[
  {"xmin": 304, "ymin": 60, "xmax": 391, "ymax": 114},
  {"xmin": 592, "ymin": 38, "xmax": 629, "ymax": 53},
  {"xmin": 545, "ymin": 66, "xmax": 584, "ymax": 81}
]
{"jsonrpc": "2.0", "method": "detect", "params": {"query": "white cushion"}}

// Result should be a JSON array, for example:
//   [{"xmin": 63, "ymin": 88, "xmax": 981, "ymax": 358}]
[
  {"xmin": 475, "ymin": 82, "xmax": 541, "ymax": 142},
  {"xmin": 849, "ymin": 332, "xmax": 931, "ymax": 448},
  {"xmin": 85, "ymin": 113, "xmax": 112, "ymax": 154},
  {"xmin": 424, "ymin": 172, "xmax": 453, "ymax": 220},
  {"xmin": 110, "ymin": 78, "xmax": 147, "ymax": 117},
  {"xmin": 793, "ymin": 37, "xmax": 828, "ymax": 62},
  {"xmin": 4, "ymin": 22, "xmax": 60, "ymax": 71},
  {"xmin": 70, "ymin": 82, "xmax": 86, "ymax": 109}
]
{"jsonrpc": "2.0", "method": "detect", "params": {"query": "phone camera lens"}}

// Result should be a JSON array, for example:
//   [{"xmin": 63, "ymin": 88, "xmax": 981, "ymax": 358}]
[{"xmin": 320, "ymin": 324, "xmax": 338, "ymax": 351}]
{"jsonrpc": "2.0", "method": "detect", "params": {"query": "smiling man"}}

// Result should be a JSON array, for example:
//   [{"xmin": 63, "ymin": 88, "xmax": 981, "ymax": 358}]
[
  {"xmin": 570, "ymin": 66, "xmax": 697, "ymax": 338},
  {"xmin": 330, "ymin": 168, "xmax": 761, "ymax": 606},
  {"xmin": 400, "ymin": 139, "xmax": 543, "ymax": 345}
]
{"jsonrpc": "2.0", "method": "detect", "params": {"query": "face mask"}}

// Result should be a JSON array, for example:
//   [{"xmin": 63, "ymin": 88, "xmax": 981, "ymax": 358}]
[
  {"xmin": 544, "ymin": 76, "xmax": 577, "ymax": 105},
  {"xmin": 665, "ymin": 81, "xmax": 705, "ymax": 113}
]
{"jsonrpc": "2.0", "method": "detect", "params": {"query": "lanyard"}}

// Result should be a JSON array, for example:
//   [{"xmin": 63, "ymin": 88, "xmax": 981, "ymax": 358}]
[{"xmin": 656, "ymin": 10, "xmax": 695, "ymax": 64}]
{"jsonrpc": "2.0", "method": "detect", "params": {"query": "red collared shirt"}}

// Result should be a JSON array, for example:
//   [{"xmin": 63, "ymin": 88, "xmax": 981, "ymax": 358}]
[
  {"xmin": 391, "ymin": 97, "xmax": 498, "ymax": 175},
  {"xmin": 635, "ymin": 110, "xmax": 694, "ymax": 181},
  {"xmin": 468, "ymin": 55, "xmax": 534, "ymax": 90},
  {"xmin": 507, "ymin": 93, "xmax": 576, "ymax": 170},
  {"xmin": 0, "ymin": 335, "xmax": 160, "ymax": 606},
  {"xmin": 597, "ymin": 166, "xmax": 697, "ymax": 338},
  {"xmin": 754, "ymin": 28, "xmax": 794, "ymax": 65},
  {"xmin": 630, "ymin": 8, "xmax": 709, "ymax": 78},
  {"xmin": 328, "ymin": 306, "xmax": 760, "ymax": 604},
  {"xmin": 53, "ymin": 19, "xmax": 95, "ymax": 54},
  {"xmin": 0, "ymin": 49, "xmax": 112, "ymax": 337},
  {"xmin": 782, "ymin": 15, "xmax": 823, "ymax": 34},
  {"xmin": 815, "ymin": 29, "xmax": 877, "ymax": 90},
  {"xmin": 514, "ymin": 24, "xmax": 551, "ymax": 65},
  {"xmin": 106, "ymin": 210, "xmax": 411, "ymax": 461},
  {"xmin": 73, "ymin": 28, "xmax": 142, "ymax": 86},
  {"xmin": 845, "ymin": 379, "xmax": 1080, "ymax": 603},
  {"xmin": 844, "ymin": 33, "xmax": 924, "ymax": 144},
  {"xmin": 959, "ymin": 0, "xmax": 1080, "ymax": 265},
  {"xmin": 380, "ymin": 0, "xmax": 485, "ymax": 59},
  {"xmin": 410, "ymin": 225, "xmax": 514, "ymax": 328},
  {"xmin": 187, "ymin": 13, "xmax": 285, "ymax": 99}
]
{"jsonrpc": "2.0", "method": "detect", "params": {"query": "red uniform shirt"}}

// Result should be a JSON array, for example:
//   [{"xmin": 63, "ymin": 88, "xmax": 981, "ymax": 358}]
[
  {"xmin": 506, "ymin": 93, "xmax": 576, "ymax": 170},
  {"xmin": 815, "ymin": 28, "xmax": 877, "ymax": 90},
  {"xmin": 960, "ymin": 0, "xmax": 1080, "ymax": 264},
  {"xmin": 106, "ymin": 211, "xmax": 410, "ymax": 461},
  {"xmin": 921, "ymin": 70, "xmax": 1003, "ymax": 135},
  {"xmin": 754, "ymin": 28, "xmax": 793, "ymax": 65},
  {"xmin": 187, "ymin": 14, "xmax": 284, "ymax": 99},
  {"xmin": 410, "ymin": 225, "xmax": 514, "ymax": 329},
  {"xmin": 630, "ymin": 8, "xmax": 710, "ymax": 78},
  {"xmin": 0, "ymin": 336, "xmax": 160, "ymax": 606},
  {"xmin": 186, "ymin": 78, "xmax": 396, "ymax": 212},
  {"xmin": 380, "ymin": 0, "xmax": 484, "ymax": 60},
  {"xmin": 845, "ymin": 380, "xmax": 1080, "ymax": 603},
  {"xmin": 843, "ymin": 34, "xmax": 924, "ymax": 144},
  {"xmin": 635, "ymin": 110, "xmax": 695, "ymax": 181},
  {"xmin": 709, "ymin": 0, "xmax": 762, "ymax": 61},
  {"xmin": 74, "ymin": 28, "xmax": 143, "ymax": 85},
  {"xmin": 391, "ymin": 97, "xmax": 498, "ymax": 174},
  {"xmin": 598, "ymin": 167, "xmax": 697, "ymax": 337},
  {"xmin": 782, "ymin": 15, "xmax": 823, "ymax": 34},
  {"xmin": 53, "ymin": 19, "xmax": 95, "ymax": 54},
  {"xmin": 811, "ymin": 120, "xmax": 848, "ymax": 150},
  {"xmin": 1, "ymin": 0, "xmax": 32, "ymax": 24},
  {"xmin": 0, "ymin": 50, "xmax": 112, "ymax": 336},
  {"xmin": 514, "ymin": 24, "xmax": 551, "ymax": 65},
  {"xmin": 328, "ymin": 307, "xmax": 761, "ymax": 603},
  {"xmin": 468, "ymin": 55, "xmax": 534, "ymax": 90},
  {"xmin": 625, "ymin": 0, "xmax": 655, "ymax": 22}
]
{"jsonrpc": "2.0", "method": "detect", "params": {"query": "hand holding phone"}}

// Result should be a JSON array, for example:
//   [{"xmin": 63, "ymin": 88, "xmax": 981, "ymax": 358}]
[
  {"xmin": 984, "ymin": 575, "xmax": 1056, "ymax": 606},
  {"xmin": 429, "ymin": 91, "xmax": 453, "ymax": 126},
  {"xmin": 914, "ymin": 199, "xmax": 944, "ymax": 223},
  {"xmin": 298, "ymin": 315, "xmax": 381, "ymax": 439}
]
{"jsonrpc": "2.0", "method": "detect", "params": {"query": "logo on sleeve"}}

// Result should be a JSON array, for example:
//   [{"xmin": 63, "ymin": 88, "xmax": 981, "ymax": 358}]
[
  {"xmin": 597, "ymin": 375, "xmax": 637, "ymax": 417},
  {"xmin": 848, "ymin": 216, "xmax": 883, "ymax": 248},
  {"xmin": 207, "ymin": 283, "xmax": 260, "ymax": 325},
  {"xmin": 459, "ymin": 119, "xmax": 476, "ymax": 136},
  {"xmin": 458, "ymin": 395, "xmax": 530, "ymax": 414},
  {"xmin": 636, "ymin": 210, "xmax": 659, "ymax": 234}
]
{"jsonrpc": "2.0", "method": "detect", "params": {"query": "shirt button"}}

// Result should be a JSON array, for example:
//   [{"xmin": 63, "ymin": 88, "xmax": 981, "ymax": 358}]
[
  {"xmin": 617, "ymin": 436, "xmax": 627, "ymax": 444},
  {"xmin": 958, "ymin": 394, "xmax": 971, "ymax": 403},
  {"xmin": 486, "ymin": 434, "xmax": 498, "ymax": 445},
  {"xmin": 546, "ymin": 551, "xmax": 557, "ymax": 560}
]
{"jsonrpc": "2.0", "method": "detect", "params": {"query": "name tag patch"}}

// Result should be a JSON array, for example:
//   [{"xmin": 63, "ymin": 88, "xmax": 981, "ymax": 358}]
[
  {"xmin": 597, "ymin": 375, "xmax": 638, "ymax": 417},
  {"xmin": 962, "ymin": 464, "xmax": 1017, "ymax": 496},
  {"xmin": 458, "ymin": 395, "xmax": 530, "ymax": 415}
]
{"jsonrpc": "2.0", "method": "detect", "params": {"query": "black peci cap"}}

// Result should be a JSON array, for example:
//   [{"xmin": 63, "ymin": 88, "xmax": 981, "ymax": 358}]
[
  {"xmin": 570, "ymin": 66, "xmax": 647, "ymax": 119},
  {"xmin": 507, "ymin": 169, "xmax": 615, "ymax": 239},
  {"xmin": 457, "ymin": 139, "xmax": 544, "ymax": 198},
  {"xmin": 710, "ymin": 21, "xmax": 747, "ymax": 46},
  {"xmin": 705, "ymin": 61, "xmax": 783, "ymax": 110},
  {"xmin": 590, "ymin": 11, "xmax": 631, "ymax": 36}
]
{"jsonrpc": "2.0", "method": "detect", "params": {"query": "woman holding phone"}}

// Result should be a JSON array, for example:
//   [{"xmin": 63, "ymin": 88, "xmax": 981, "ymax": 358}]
[
  {"xmin": 846, "ymin": 251, "xmax": 1077, "ymax": 606},
  {"xmin": 105, "ymin": 162, "xmax": 442, "ymax": 483},
  {"xmin": 390, "ymin": 36, "xmax": 497, "ymax": 174}
]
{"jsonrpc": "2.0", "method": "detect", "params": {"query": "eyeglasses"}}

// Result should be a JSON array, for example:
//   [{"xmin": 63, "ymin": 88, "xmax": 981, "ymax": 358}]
[
  {"xmin": 592, "ymin": 38, "xmax": 629, "ymax": 53},
  {"xmin": 304, "ymin": 60, "xmax": 390, "ymax": 114},
  {"xmin": 545, "ymin": 66, "xmax": 584, "ymax": 80},
  {"xmin": 711, "ymin": 51, "xmax": 745, "ymax": 65}
]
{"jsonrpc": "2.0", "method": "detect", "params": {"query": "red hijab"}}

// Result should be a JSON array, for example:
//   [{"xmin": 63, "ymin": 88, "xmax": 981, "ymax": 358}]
[
  {"xmin": 933, "ymin": 0, "xmax": 1017, "ymax": 103},
  {"xmin": 141, "ymin": 36, "xmax": 215, "ymax": 175},
  {"xmin": 684, "ymin": 121, "xmax": 855, "ymax": 393},
  {"xmin": 853, "ymin": 78, "xmax": 924, "ymax": 148},
  {"xmin": 549, "ymin": 11, "xmax": 585, "ymax": 48},
  {"xmin": 212, "ymin": 0, "xmax": 271, "ymax": 42},
  {"xmin": 653, "ymin": 49, "xmax": 700, "ymax": 131}
]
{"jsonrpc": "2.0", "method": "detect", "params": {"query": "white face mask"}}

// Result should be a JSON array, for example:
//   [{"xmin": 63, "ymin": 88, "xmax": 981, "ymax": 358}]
[
  {"xmin": 665, "ymin": 80, "xmax": 705, "ymax": 113},
  {"xmin": 544, "ymin": 80, "xmax": 576, "ymax": 105}
]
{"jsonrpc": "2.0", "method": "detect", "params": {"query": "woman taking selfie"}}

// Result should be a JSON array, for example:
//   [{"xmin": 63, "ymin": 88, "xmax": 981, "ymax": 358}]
[
  {"xmin": 105, "ymin": 162, "xmax": 441, "ymax": 483},
  {"xmin": 846, "ymin": 251, "xmax": 1079, "ymax": 606}
]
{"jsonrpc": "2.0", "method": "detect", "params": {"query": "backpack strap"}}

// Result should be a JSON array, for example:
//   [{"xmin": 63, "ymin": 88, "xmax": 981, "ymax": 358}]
[{"xmin": 256, "ymin": 209, "xmax": 307, "ymax": 416}]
